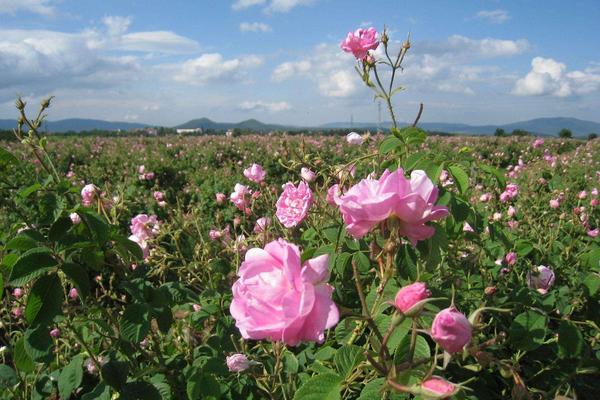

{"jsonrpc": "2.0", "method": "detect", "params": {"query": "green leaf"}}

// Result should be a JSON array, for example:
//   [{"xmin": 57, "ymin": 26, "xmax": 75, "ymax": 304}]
[
  {"xmin": 24, "ymin": 273, "xmax": 63, "ymax": 326},
  {"xmin": 0, "ymin": 364, "xmax": 17, "ymax": 388},
  {"xmin": 24, "ymin": 325, "xmax": 54, "ymax": 363},
  {"xmin": 283, "ymin": 352, "xmax": 299, "ymax": 374},
  {"xmin": 0, "ymin": 274, "xmax": 3, "ymax": 302},
  {"xmin": 101, "ymin": 359, "xmax": 129, "ymax": 390},
  {"xmin": 82, "ymin": 383, "xmax": 111, "ymax": 400},
  {"xmin": 80, "ymin": 211, "xmax": 109, "ymax": 244},
  {"xmin": 293, "ymin": 373, "xmax": 343, "ymax": 400},
  {"xmin": 583, "ymin": 273, "xmax": 600, "ymax": 297},
  {"xmin": 49, "ymin": 216, "xmax": 72, "ymax": 242},
  {"xmin": 399, "ymin": 127, "xmax": 427, "ymax": 146},
  {"xmin": 120, "ymin": 303, "xmax": 151, "ymax": 343},
  {"xmin": 5, "ymin": 235, "xmax": 38, "ymax": 251},
  {"xmin": 61, "ymin": 263, "xmax": 90, "ymax": 301},
  {"xmin": 18, "ymin": 182, "xmax": 41, "ymax": 199},
  {"xmin": 394, "ymin": 334, "xmax": 430, "ymax": 364},
  {"xmin": 509, "ymin": 310, "xmax": 548, "ymax": 351},
  {"xmin": 480, "ymin": 164, "xmax": 506, "ymax": 187},
  {"xmin": 187, "ymin": 371, "xmax": 221, "ymax": 399},
  {"xmin": 334, "ymin": 345, "xmax": 365, "ymax": 378},
  {"xmin": 448, "ymin": 165, "xmax": 469, "ymax": 194},
  {"xmin": 515, "ymin": 240, "xmax": 534, "ymax": 257},
  {"xmin": 58, "ymin": 355, "xmax": 83, "ymax": 399},
  {"xmin": 113, "ymin": 234, "xmax": 143, "ymax": 261},
  {"xmin": 13, "ymin": 337, "xmax": 35, "ymax": 373},
  {"xmin": 121, "ymin": 381, "xmax": 162, "ymax": 400},
  {"xmin": 8, "ymin": 247, "xmax": 57, "ymax": 286},
  {"xmin": 404, "ymin": 152, "xmax": 427, "ymax": 171},
  {"xmin": 0, "ymin": 146, "xmax": 19, "ymax": 166},
  {"xmin": 352, "ymin": 251, "xmax": 371, "ymax": 273},
  {"xmin": 379, "ymin": 136, "xmax": 403, "ymax": 154},
  {"xmin": 558, "ymin": 320, "xmax": 584, "ymax": 358}
]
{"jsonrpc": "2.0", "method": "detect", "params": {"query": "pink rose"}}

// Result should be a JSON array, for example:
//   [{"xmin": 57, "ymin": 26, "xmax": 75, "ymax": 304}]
[
  {"xmin": 462, "ymin": 222, "xmax": 474, "ymax": 233},
  {"xmin": 578, "ymin": 191, "xmax": 587, "ymax": 200},
  {"xmin": 326, "ymin": 184, "xmax": 340, "ymax": 206},
  {"xmin": 130, "ymin": 214, "xmax": 160, "ymax": 241},
  {"xmin": 276, "ymin": 182, "xmax": 313, "ymax": 228},
  {"xmin": 230, "ymin": 239, "xmax": 339, "ymax": 346},
  {"xmin": 230, "ymin": 184, "xmax": 251, "ymax": 211},
  {"xmin": 532, "ymin": 138, "xmax": 544, "ymax": 148},
  {"xmin": 50, "ymin": 328, "xmax": 61, "ymax": 338},
  {"xmin": 81, "ymin": 184, "xmax": 97, "ymax": 206},
  {"xmin": 69, "ymin": 212, "xmax": 81, "ymax": 225},
  {"xmin": 394, "ymin": 282, "xmax": 431, "ymax": 316},
  {"xmin": 226, "ymin": 353, "xmax": 250, "ymax": 372},
  {"xmin": 253, "ymin": 217, "xmax": 271, "ymax": 233},
  {"xmin": 346, "ymin": 132, "xmax": 364, "ymax": 145},
  {"xmin": 479, "ymin": 193, "xmax": 491, "ymax": 202},
  {"xmin": 527, "ymin": 265, "xmax": 555, "ymax": 295},
  {"xmin": 340, "ymin": 27, "xmax": 379, "ymax": 59},
  {"xmin": 216, "ymin": 192, "xmax": 226, "ymax": 205},
  {"xmin": 550, "ymin": 199, "xmax": 560, "ymax": 209},
  {"xmin": 243, "ymin": 163, "xmax": 266, "ymax": 183},
  {"xmin": 508, "ymin": 206, "xmax": 516, "ymax": 217},
  {"xmin": 153, "ymin": 191, "xmax": 165, "ymax": 202},
  {"xmin": 68, "ymin": 288, "xmax": 78, "ymax": 300},
  {"xmin": 12, "ymin": 288, "xmax": 23, "ymax": 298},
  {"xmin": 431, "ymin": 307, "xmax": 472, "ymax": 353},
  {"xmin": 587, "ymin": 228, "xmax": 599, "ymax": 238},
  {"xmin": 334, "ymin": 169, "xmax": 448, "ymax": 244},
  {"xmin": 300, "ymin": 167, "xmax": 316, "ymax": 183},
  {"xmin": 420, "ymin": 376, "xmax": 458, "ymax": 398},
  {"xmin": 129, "ymin": 234, "xmax": 149, "ymax": 259},
  {"xmin": 505, "ymin": 251, "xmax": 517, "ymax": 266}
]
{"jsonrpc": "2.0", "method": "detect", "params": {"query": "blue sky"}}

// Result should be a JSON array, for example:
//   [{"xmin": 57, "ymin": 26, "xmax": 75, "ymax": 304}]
[{"xmin": 1, "ymin": 0, "xmax": 599, "ymax": 126}]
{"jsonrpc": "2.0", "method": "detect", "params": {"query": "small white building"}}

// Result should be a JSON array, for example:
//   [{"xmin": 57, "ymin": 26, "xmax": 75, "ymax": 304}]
[{"xmin": 176, "ymin": 128, "xmax": 203, "ymax": 134}]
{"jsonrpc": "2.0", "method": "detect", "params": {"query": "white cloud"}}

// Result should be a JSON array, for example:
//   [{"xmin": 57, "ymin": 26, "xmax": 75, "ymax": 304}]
[
  {"xmin": 418, "ymin": 35, "xmax": 529, "ymax": 59},
  {"xmin": 513, "ymin": 57, "xmax": 600, "ymax": 97},
  {"xmin": 240, "ymin": 22, "xmax": 272, "ymax": 33},
  {"xmin": 239, "ymin": 100, "xmax": 291, "ymax": 112},
  {"xmin": 271, "ymin": 60, "xmax": 311, "ymax": 82},
  {"xmin": 232, "ymin": 0, "xmax": 314, "ymax": 13},
  {"xmin": 171, "ymin": 53, "xmax": 263, "ymax": 85},
  {"xmin": 103, "ymin": 16, "xmax": 131, "ymax": 37},
  {"xmin": 318, "ymin": 70, "xmax": 356, "ymax": 97},
  {"xmin": 232, "ymin": 0, "xmax": 266, "ymax": 10},
  {"xmin": 0, "ymin": 0, "xmax": 55, "ymax": 16},
  {"xmin": 474, "ymin": 9, "xmax": 510, "ymax": 24}
]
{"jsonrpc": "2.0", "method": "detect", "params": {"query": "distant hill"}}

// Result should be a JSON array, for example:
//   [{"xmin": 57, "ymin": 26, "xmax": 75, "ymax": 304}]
[
  {"xmin": 321, "ymin": 117, "xmax": 600, "ymax": 136},
  {"xmin": 1, "ymin": 116, "xmax": 598, "ymax": 136},
  {"xmin": 0, "ymin": 118, "xmax": 147, "ymax": 132},
  {"xmin": 176, "ymin": 117, "xmax": 297, "ymax": 132}
]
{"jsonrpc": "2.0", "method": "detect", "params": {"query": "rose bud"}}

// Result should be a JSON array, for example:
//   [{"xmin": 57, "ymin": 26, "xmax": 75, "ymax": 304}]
[
  {"xmin": 420, "ymin": 376, "xmax": 459, "ymax": 399},
  {"xmin": 431, "ymin": 307, "xmax": 472, "ymax": 353},
  {"xmin": 226, "ymin": 353, "xmax": 251, "ymax": 372},
  {"xmin": 526, "ymin": 265, "xmax": 555, "ymax": 295},
  {"xmin": 394, "ymin": 282, "xmax": 431, "ymax": 317}
]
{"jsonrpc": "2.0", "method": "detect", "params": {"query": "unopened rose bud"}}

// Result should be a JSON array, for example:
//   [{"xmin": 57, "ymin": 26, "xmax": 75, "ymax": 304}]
[
  {"xmin": 484, "ymin": 286, "xmax": 497, "ymax": 296},
  {"xmin": 50, "ymin": 328, "xmax": 61, "ymax": 338},
  {"xmin": 226, "ymin": 353, "xmax": 251, "ymax": 372}
]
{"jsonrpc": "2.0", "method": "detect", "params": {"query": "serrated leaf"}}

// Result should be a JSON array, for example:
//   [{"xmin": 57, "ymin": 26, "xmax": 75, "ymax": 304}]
[
  {"xmin": 558, "ymin": 320, "xmax": 584, "ymax": 358},
  {"xmin": 8, "ymin": 247, "xmax": 57, "ymax": 286},
  {"xmin": 49, "ymin": 216, "xmax": 72, "ymax": 242},
  {"xmin": 61, "ymin": 263, "xmax": 90, "ymax": 301},
  {"xmin": 81, "ymin": 383, "xmax": 111, "ymax": 400},
  {"xmin": 24, "ymin": 325, "xmax": 53, "ymax": 363},
  {"xmin": 334, "ymin": 345, "xmax": 365, "ymax": 378},
  {"xmin": 24, "ymin": 273, "xmax": 63, "ymax": 326},
  {"xmin": 58, "ymin": 355, "xmax": 83, "ymax": 399},
  {"xmin": 121, "ymin": 381, "xmax": 162, "ymax": 400},
  {"xmin": 0, "ymin": 364, "xmax": 17, "ymax": 388},
  {"xmin": 394, "ymin": 334, "xmax": 430, "ymax": 364},
  {"xmin": 5, "ymin": 235, "xmax": 38, "ymax": 251},
  {"xmin": 79, "ymin": 211, "xmax": 109, "ymax": 244},
  {"xmin": 0, "ymin": 146, "xmax": 19, "ymax": 166},
  {"xmin": 120, "ymin": 303, "xmax": 151, "ymax": 343},
  {"xmin": 293, "ymin": 373, "xmax": 342, "ymax": 400},
  {"xmin": 509, "ymin": 310, "xmax": 548, "ymax": 351},
  {"xmin": 379, "ymin": 136, "xmax": 402, "ymax": 154},
  {"xmin": 13, "ymin": 337, "xmax": 35, "ymax": 373},
  {"xmin": 101, "ymin": 359, "xmax": 129, "ymax": 390},
  {"xmin": 448, "ymin": 165, "xmax": 469, "ymax": 194}
]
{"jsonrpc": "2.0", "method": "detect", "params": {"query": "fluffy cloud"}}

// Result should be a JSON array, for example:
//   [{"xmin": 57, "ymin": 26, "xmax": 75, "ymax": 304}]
[
  {"xmin": 271, "ymin": 60, "xmax": 311, "ymax": 82},
  {"xmin": 418, "ymin": 35, "xmax": 529, "ymax": 59},
  {"xmin": 239, "ymin": 100, "xmax": 291, "ymax": 112},
  {"xmin": 240, "ymin": 22, "xmax": 272, "ymax": 33},
  {"xmin": 513, "ymin": 57, "xmax": 600, "ymax": 97},
  {"xmin": 474, "ymin": 9, "xmax": 510, "ymax": 24},
  {"xmin": 171, "ymin": 53, "xmax": 263, "ymax": 85},
  {"xmin": 232, "ymin": 0, "xmax": 315, "ymax": 13},
  {"xmin": 0, "ymin": 0, "xmax": 54, "ymax": 16}
]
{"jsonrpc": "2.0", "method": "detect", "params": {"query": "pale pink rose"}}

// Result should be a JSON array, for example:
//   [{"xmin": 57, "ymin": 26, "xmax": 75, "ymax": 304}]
[
  {"xmin": 12, "ymin": 288, "xmax": 23, "ymax": 298},
  {"xmin": 492, "ymin": 212, "xmax": 502, "ymax": 221},
  {"xmin": 550, "ymin": 199, "xmax": 560, "ymax": 209},
  {"xmin": 12, "ymin": 307, "xmax": 23, "ymax": 318},
  {"xmin": 421, "ymin": 376, "xmax": 458, "ymax": 398},
  {"xmin": 69, "ymin": 212, "xmax": 81, "ymax": 225},
  {"xmin": 592, "ymin": 188, "xmax": 598, "ymax": 197},
  {"xmin": 230, "ymin": 239, "xmax": 339, "ymax": 346},
  {"xmin": 81, "ymin": 184, "xmax": 97, "ymax": 206},
  {"xmin": 226, "ymin": 353, "xmax": 250, "ymax": 372},
  {"xmin": 394, "ymin": 282, "xmax": 430, "ymax": 316},
  {"xmin": 334, "ymin": 169, "xmax": 449, "ymax": 244},
  {"xmin": 507, "ymin": 220, "xmax": 519, "ymax": 230},
  {"xmin": 439, "ymin": 170, "xmax": 449, "ymax": 183},
  {"xmin": 340, "ymin": 27, "xmax": 379, "ymax": 59},
  {"xmin": 192, "ymin": 304, "xmax": 201, "ymax": 312},
  {"xmin": 591, "ymin": 198, "xmax": 599, "ymax": 207},
  {"xmin": 326, "ymin": 184, "xmax": 340, "ymax": 206},
  {"xmin": 138, "ymin": 165, "xmax": 145, "ymax": 174},
  {"xmin": 462, "ymin": 222, "xmax": 474, "ymax": 233},
  {"xmin": 505, "ymin": 251, "xmax": 517, "ymax": 266},
  {"xmin": 527, "ymin": 265, "xmax": 555, "ymax": 295},
  {"xmin": 578, "ymin": 190, "xmax": 588, "ymax": 199},
  {"xmin": 275, "ymin": 182, "xmax": 313, "ymax": 228},
  {"xmin": 68, "ymin": 288, "xmax": 78, "ymax": 300},
  {"xmin": 50, "ymin": 328, "xmax": 61, "ymax": 338},
  {"xmin": 479, "ymin": 193, "xmax": 491, "ymax": 202},
  {"xmin": 508, "ymin": 206, "xmax": 516, "ymax": 217},
  {"xmin": 500, "ymin": 183, "xmax": 519, "ymax": 203},
  {"xmin": 243, "ymin": 163, "xmax": 266, "ymax": 183},
  {"xmin": 130, "ymin": 214, "xmax": 160, "ymax": 241},
  {"xmin": 230, "ymin": 184, "xmax": 251, "ymax": 211},
  {"xmin": 532, "ymin": 138, "xmax": 544, "ymax": 148},
  {"xmin": 129, "ymin": 234, "xmax": 149, "ymax": 258},
  {"xmin": 431, "ymin": 307, "xmax": 472, "ymax": 353},
  {"xmin": 215, "ymin": 192, "xmax": 226, "ymax": 205},
  {"xmin": 209, "ymin": 229, "xmax": 222, "ymax": 241},
  {"xmin": 253, "ymin": 217, "xmax": 271, "ymax": 233},
  {"xmin": 153, "ymin": 191, "xmax": 165, "ymax": 202},
  {"xmin": 300, "ymin": 167, "xmax": 316, "ymax": 183},
  {"xmin": 346, "ymin": 132, "xmax": 364, "ymax": 145},
  {"xmin": 588, "ymin": 228, "xmax": 599, "ymax": 238}
]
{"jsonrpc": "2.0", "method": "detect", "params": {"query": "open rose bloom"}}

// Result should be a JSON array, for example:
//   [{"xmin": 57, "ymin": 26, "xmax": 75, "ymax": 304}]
[
  {"xmin": 276, "ymin": 182, "xmax": 313, "ymax": 228},
  {"xmin": 230, "ymin": 239, "xmax": 339, "ymax": 346},
  {"xmin": 334, "ymin": 169, "xmax": 448, "ymax": 244},
  {"xmin": 340, "ymin": 27, "xmax": 379, "ymax": 59}
]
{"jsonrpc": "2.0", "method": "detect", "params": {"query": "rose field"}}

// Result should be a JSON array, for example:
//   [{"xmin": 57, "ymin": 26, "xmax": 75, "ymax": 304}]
[{"xmin": 1, "ymin": 26, "xmax": 600, "ymax": 400}]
